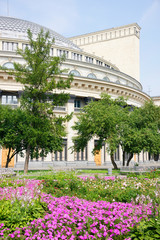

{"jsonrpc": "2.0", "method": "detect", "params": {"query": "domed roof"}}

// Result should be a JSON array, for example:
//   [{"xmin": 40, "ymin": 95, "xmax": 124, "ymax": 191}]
[{"xmin": 0, "ymin": 16, "xmax": 81, "ymax": 51}]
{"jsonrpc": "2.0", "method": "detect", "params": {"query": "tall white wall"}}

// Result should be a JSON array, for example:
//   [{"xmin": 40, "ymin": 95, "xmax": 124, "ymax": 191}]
[{"xmin": 69, "ymin": 23, "xmax": 140, "ymax": 81}]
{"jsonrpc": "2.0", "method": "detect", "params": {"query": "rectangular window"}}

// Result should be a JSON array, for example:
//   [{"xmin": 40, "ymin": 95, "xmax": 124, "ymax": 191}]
[
  {"xmin": 74, "ymin": 100, "xmax": 81, "ymax": 108},
  {"xmin": 57, "ymin": 49, "xmax": 68, "ymax": 58},
  {"xmin": 85, "ymin": 56, "xmax": 93, "ymax": 63},
  {"xmin": 1, "ymin": 95, "xmax": 18, "ymax": 105},
  {"xmin": 50, "ymin": 48, "xmax": 54, "ymax": 56},
  {"xmin": 72, "ymin": 53, "xmax": 82, "ymax": 61},
  {"xmin": 2, "ymin": 41, "xmax": 18, "ymax": 51}
]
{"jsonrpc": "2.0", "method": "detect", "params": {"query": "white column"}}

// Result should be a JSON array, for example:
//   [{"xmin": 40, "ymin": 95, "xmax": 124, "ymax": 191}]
[
  {"xmin": 0, "ymin": 41, "xmax": 2, "ymax": 51},
  {"xmin": 66, "ymin": 95, "xmax": 76, "ymax": 162},
  {"xmin": 119, "ymin": 145, "xmax": 123, "ymax": 163},
  {"xmin": 101, "ymin": 144, "xmax": 105, "ymax": 165},
  {"xmin": 45, "ymin": 152, "xmax": 52, "ymax": 162},
  {"xmin": 18, "ymin": 42, "xmax": 22, "ymax": 49},
  {"xmin": 68, "ymin": 51, "xmax": 71, "ymax": 59},
  {"xmin": 139, "ymin": 151, "xmax": 143, "ymax": 163},
  {"xmin": 87, "ymin": 138, "xmax": 95, "ymax": 163}
]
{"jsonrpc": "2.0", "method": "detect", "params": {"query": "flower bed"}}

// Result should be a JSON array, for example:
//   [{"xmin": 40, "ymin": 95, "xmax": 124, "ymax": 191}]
[
  {"xmin": 0, "ymin": 176, "xmax": 159, "ymax": 239},
  {"xmin": 42, "ymin": 174, "xmax": 160, "ymax": 204}
]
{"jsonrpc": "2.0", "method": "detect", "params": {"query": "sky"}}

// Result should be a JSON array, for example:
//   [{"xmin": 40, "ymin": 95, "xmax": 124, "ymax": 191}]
[{"xmin": 0, "ymin": 0, "xmax": 160, "ymax": 97}]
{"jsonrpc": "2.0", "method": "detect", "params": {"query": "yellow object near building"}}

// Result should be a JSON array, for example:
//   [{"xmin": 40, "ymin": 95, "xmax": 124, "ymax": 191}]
[
  {"xmin": 94, "ymin": 150, "xmax": 101, "ymax": 166},
  {"xmin": 1, "ymin": 148, "xmax": 14, "ymax": 168}
]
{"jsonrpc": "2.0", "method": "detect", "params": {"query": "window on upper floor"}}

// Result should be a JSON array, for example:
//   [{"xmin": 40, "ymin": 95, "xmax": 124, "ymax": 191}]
[
  {"xmin": 74, "ymin": 99, "xmax": 81, "ymax": 109},
  {"xmin": 69, "ymin": 70, "xmax": 81, "ymax": 76},
  {"xmin": 50, "ymin": 48, "xmax": 54, "ymax": 56},
  {"xmin": 71, "ymin": 53, "xmax": 82, "ymax": 61},
  {"xmin": 104, "ymin": 64, "xmax": 111, "ymax": 68},
  {"xmin": 1, "ymin": 95, "xmax": 18, "ymax": 105},
  {"xmin": 54, "ymin": 104, "xmax": 66, "ymax": 111},
  {"xmin": 2, "ymin": 62, "xmax": 15, "ymax": 70},
  {"xmin": 96, "ymin": 60, "xmax": 103, "ymax": 66},
  {"xmin": 57, "ymin": 49, "xmax": 69, "ymax": 58},
  {"xmin": 85, "ymin": 56, "xmax": 93, "ymax": 64},
  {"xmin": 87, "ymin": 73, "xmax": 97, "ymax": 79},
  {"xmin": 2, "ymin": 41, "xmax": 18, "ymax": 51},
  {"xmin": 103, "ymin": 76, "xmax": 110, "ymax": 81},
  {"xmin": 22, "ymin": 43, "xmax": 30, "ymax": 51}
]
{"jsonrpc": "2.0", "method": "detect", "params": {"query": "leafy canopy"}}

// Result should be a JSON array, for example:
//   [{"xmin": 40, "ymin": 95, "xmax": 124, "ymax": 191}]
[
  {"xmin": 72, "ymin": 94, "xmax": 129, "ymax": 154},
  {"xmin": 10, "ymin": 29, "xmax": 73, "ymax": 117},
  {"xmin": 0, "ymin": 29, "xmax": 73, "ymax": 171}
]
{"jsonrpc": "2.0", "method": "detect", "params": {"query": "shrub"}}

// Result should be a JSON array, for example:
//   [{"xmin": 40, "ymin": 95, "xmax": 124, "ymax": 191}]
[
  {"xmin": 128, "ymin": 216, "xmax": 160, "ymax": 239},
  {"xmin": 0, "ymin": 198, "xmax": 48, "ymax": 233}
]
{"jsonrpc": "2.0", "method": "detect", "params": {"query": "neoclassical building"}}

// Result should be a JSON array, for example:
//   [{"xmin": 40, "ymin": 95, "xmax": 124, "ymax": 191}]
[{"xmin": 0, "ymin": 16, "xmax": 157, "ymax": 169}]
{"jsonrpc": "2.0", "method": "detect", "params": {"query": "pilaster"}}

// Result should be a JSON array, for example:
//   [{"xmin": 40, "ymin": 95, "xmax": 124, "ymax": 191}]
[
  {"xmin": 119, "ymin": 145, "xmax": 123, "ymax": 163},
  {"xmin": 87, "ymin": 138, "xmax": 95, "ymax": 163},
  {"xmin": 0, "ymin": 41, "xmax": 2, "ymax": 51},
  {"xmin": 66, "ymin": 95, "xmax": 76, "ymax": 162}
]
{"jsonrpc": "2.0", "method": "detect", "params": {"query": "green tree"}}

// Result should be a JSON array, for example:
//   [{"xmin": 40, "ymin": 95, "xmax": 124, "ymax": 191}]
[
  {"xmin": 120, "ymin": 100, "xmax": 160, "ymax": 166},
  {"xmin": 0, "ymin": 106, "xmax": 65, "ymax": 168},
  {"xmin": 0, "ymin": 106, "xmax": 28, "ymax": 168},
  {"xmin": 2, "ymin": 29, "xmax": 73, "ymax": 173},
  {"xmin": 73, "ymin": 95, "xmax": 160, "ymax": 168},
  {"xmin": 72, "ymin": 94, "xmax": 129, "ymax": 169}
]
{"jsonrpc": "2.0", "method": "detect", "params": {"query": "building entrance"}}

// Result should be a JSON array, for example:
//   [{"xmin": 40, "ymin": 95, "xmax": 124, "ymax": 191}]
[{"xmin": 94, "ymin": 150, "xmax": 101, "ymax": 166}]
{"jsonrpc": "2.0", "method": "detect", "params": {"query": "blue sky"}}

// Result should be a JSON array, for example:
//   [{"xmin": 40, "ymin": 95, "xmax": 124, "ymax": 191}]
[{"xmin": 0, "ymin": 0, "xmax": 160, "ymax": 96}]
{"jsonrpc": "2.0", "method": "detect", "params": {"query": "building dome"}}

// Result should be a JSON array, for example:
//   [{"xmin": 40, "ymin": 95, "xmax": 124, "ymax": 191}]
[{"xmin": 0, "ymin": 16, "xmax": 81, "ymax": 50}]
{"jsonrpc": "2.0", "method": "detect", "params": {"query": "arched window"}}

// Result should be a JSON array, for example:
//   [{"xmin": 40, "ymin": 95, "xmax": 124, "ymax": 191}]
[
  {"xmin": 103, "ymin": 76, "xmax": 110, "ymax": 81},
  {"xmin": 2, "ymin": 62, "xmax": 14, "ymax": 70},
  {"xmin": 69, "ymin": 70, "xmax": 81, "ymax": 76},
  {"xmin": 87, "ymin": 73, "xmax": 97, "ymax": 79}
]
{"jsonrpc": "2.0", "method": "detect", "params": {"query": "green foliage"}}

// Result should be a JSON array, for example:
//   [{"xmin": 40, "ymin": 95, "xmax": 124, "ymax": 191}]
[
  {"xmin": 11, "ymin": 29, "xmax": 73, "ymax": 117},
  {"xmin": 1, "ymin": 29, "xmax": 73, "ymax": 172},
  {"xmin": 0, "ymin": 174, "xmax": 160, "ymax": 238},
  {"xmin": 0, "ymin": 106, "xmax": 32, "ymax": 167},
  {"xmin": 36, "ymin": 172, "xmax": 158, "ymax": 204},
  {"xmin": 128, "ymin": 216, "xmax": 160, "ymax": 240},
  {"xmin": 72, "ymin": 94, "xmax": 129, "ymax": 169},
  {"xmin": 0, "ymin": 179, "xmax": 24, "ymax": 188},
  {"xmin": 0, "ymin": 198, "xmax": 48, "ymax": 233},
  {"xmin": 72, "ymin": 94, "xmax": 160, "ymax": 168},
  {"xmin": 121, "ymin": 101, "xmax": 160, "ymax": 158},
  {"xmin": 73, "ymin": 94, "xmax": 127, "ymax": 152}
]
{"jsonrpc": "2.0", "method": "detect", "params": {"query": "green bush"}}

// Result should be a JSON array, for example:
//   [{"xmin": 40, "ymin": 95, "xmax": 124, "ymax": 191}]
[
  {"xmin": 40, "ymin": 175, "xmax": 149, "ymax": 203},
  {"xmin": 0, "ymin": 179, "xmax": 24, "ymax": 188},
  {"xmin": 128, "ymin": 216, "xmax": 160, "ymax": 239},
  {"xmin": 0, "ymin": 198, "xmax": 48, "ymax": 232}
]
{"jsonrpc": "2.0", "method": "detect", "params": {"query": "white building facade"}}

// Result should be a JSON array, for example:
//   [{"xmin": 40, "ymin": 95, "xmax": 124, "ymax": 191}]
[{"xmin": 0, "ymin": 16, "xmax": 156, "ymax": 169}]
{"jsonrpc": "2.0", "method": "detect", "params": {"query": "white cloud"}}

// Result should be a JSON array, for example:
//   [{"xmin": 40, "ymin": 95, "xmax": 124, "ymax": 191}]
[{"xmin": 140, "ymin": 0, "xmax": 160, "ymax": 25}]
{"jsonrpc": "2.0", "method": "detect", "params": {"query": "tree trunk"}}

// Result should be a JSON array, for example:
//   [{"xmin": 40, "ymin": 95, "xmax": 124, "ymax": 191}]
[
  {"xmin": 110, "ymin": 151, "xmax": 118, "ymax": 169},
  {"xmin": 5, "ymin": 148, "xmax": 11, "ymax": 168},
  {"xmin": 126, "ymin": 153, "xmax": 133, "ymax": 166},
  {"xmin": 24, "ymin": 145, "xmax": 30, "ymax": 174},
  {"xmin": 122, "ymin": 151, "xmax": 125, "ymax": 166}
]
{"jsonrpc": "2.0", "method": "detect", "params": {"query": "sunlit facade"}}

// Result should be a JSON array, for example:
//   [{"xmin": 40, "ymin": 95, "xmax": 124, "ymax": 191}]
[{"xmin": 0, "ymin": 16, "xmax": 154, "ymax": 169}]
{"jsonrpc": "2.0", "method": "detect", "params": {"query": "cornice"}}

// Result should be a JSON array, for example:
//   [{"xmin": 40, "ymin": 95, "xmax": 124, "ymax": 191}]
[
  {"xmin": 152, "ymin": 96, "xmax": 160, "ymax": 100},
  {"xmin": 69, "ymin": 23, "xmax": 141, "ymax": 39},
  {"xmin": 0, "ymin": 71, "xmax": 150, "ymax": 106},
  {"xmin": 64, "ymin": 75, "xmax": 150, "ymax": 104}
]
